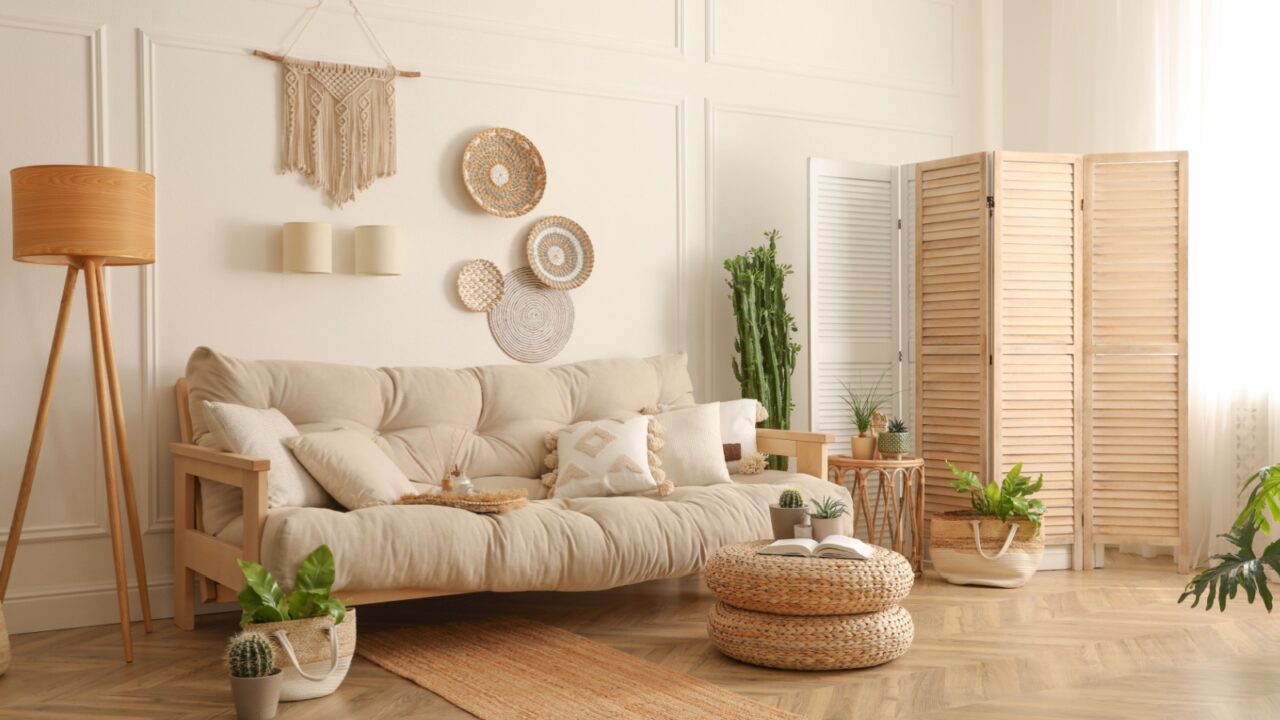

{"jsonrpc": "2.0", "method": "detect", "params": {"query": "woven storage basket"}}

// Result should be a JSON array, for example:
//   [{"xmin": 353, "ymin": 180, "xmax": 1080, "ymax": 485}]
[
  {"xmin": 0, "ymin": 601, "xmax": 9, "ymax": 676},
  {"xmin": 252, "ymin": 609, "xmax": 356, "ymax": 701},
  {"xmin": 707, "ymin": 602, "xmax": 913, "ymax": 671},
  {"xmin": 704, "ymin": 540, "xmax": 913, "ymax": 616},
  {"xmin": 930, "ymin": 511, "xmax": 1044, "ymax": 588}
]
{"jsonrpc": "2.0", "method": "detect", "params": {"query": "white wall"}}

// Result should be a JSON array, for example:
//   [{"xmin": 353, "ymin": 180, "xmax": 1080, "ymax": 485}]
[{"xmin": 0, "ymin": 0, "xmax": 988, "ymax": 633}]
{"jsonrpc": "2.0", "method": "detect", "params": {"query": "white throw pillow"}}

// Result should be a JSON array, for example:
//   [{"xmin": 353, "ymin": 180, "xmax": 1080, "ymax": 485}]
[
  {"xmin": 546, "ymin": 417, "xmax": 667, "ymax": 499},
  {"xmin": 655, "ymin": 403, "xmax": 733, "ymax": 487},
  {"xmin": 719, "ymin": 398, "xmax": 761, "ymax": 473},
  {"xmin": 285, "ymin": 429, "xmax": 418, "ymax": 510},
  {"xmin": 202, "ymin": 401, "xmax": 331, "ymax": 510}
]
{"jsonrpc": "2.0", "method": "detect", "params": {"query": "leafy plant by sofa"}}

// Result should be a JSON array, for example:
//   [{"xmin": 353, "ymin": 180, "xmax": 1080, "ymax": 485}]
[
  {"xmin": 1180, "ymin": 463, "xmax": 1280, "ymax": 612},
  {"xmin": 945, "ymin": 461, "xmax": 1045, "ymax": 528},
  {"xmin": 236, "ymin": 544, "xmax": 346, "ymax": 627},
  {"xmin": 725, "ymin": 229, "xmax": 800, "ymax": 470}
]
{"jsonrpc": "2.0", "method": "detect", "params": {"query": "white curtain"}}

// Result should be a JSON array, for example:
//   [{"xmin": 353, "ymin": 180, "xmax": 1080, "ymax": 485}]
[{"xmin": 1037, "ymin": 0, "xmax": 1280, "ymax": 564}]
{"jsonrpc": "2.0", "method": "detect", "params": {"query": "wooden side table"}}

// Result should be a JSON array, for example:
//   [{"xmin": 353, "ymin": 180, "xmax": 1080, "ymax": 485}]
[{"xmin": 827, "ymin": 455, "xmax": 925, "ymax": 575}]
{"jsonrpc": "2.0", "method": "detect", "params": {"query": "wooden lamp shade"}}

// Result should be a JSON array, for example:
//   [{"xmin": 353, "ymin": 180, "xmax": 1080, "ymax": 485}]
[{"xmin": 11, "ymin": 165, "xmax": 155, "ymax": 266}]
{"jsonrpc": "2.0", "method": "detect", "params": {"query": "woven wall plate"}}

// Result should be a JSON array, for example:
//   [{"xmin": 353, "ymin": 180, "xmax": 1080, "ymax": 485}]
[
  {"xmin": 462, "ymin": 128, "xmax": 546, "ymax": 218},
  {"xmin": 457, "ymin": 259, "xmax": 505, "ymax": 312},
  {"xmin": 525, "ymin": 216, "xmax": 594, "ymax": 290},
  {"xmin": 488, "ymin": 267, "xmax": 573, "ymax": 363}
]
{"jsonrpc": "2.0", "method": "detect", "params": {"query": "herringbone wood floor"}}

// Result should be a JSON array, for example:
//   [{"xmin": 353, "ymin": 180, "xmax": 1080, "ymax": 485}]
[{"xmin": 2, "ymin": 553, "xmax": 1277, "ymax": 719}]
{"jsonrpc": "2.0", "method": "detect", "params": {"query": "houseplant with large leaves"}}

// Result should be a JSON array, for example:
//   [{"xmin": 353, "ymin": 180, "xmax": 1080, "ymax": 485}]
[
  {"xmin": 929, "ymin": 462, "xmax": 1047, "ymax": 588},
  {"xmin": 1180, "ymin": 463, "xmax": 1280, "ymax": 611},
  {"xmin": 235, "ymin": 544, "xmax": 356, "ymax": 701}
]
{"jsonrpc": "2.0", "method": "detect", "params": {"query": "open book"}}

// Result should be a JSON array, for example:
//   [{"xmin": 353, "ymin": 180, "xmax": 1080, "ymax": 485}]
[{"xmin": 757, "ymin": 535, "xmax": 875, "ymax": 561}]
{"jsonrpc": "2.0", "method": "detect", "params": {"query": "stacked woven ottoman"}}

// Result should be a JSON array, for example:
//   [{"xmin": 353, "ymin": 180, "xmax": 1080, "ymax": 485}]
[{"xmin": 704, "ymin": 540, "xmax": 915, "ymax": 671}]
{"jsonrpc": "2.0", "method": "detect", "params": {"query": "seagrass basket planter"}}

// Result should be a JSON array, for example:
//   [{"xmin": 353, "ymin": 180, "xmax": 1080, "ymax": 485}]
[
  {"xmin": 929, "ymin": 511, "xmax": 1043, "ymax": 588},
  {"xmin": 251, "ymin": 609, "xmax": 357, "ymax": 701}
]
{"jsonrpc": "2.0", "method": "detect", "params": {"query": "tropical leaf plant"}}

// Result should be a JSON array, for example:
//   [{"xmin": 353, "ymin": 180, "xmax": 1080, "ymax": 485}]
[
  {"xmin": 236, "ymin": 544, "xmax": 346, "ymax": 628},
  {"xmin": 1180, "ymin": 463, "xmax": 1280, "ymax": 612},
  {"xmin": 945, "ymin": 460, "xmax": 1046, "ymax": 528}
]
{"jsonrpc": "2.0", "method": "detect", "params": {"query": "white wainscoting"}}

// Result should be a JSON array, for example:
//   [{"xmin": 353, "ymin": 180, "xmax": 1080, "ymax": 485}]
[{"xmin": 0, "ymin": 0, "xmax": 989, "ymax": 633}]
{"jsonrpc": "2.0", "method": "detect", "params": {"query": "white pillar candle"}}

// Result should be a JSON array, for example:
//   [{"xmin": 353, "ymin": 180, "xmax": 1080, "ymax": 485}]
[
  {"xmin": 793, "ymin": 524, "xmax": 813, "ymax": 539},
  {"xmin": 354, "ymin": 225, "xmax": 401, "ymax": 276},
  {"xmin": 282, "ymin": 222, "xmax": 332, "ymax": 273}
]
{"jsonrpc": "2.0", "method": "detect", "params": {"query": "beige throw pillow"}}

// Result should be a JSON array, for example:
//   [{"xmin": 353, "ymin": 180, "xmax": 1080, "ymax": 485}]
[
  {"xmin": 543, "ymin": 417, "xmax": 669, "ymax": 499},
  {"xmin": 285, "ymin": 429, "xmax": 417, "ymax": 509},
  {"xmin": 655, "ymin": 403, "xmax": 733, "ymax": 487},
  {"xmin": 202, "ymin": 401, "xmax": 331, "ymax": 510}
]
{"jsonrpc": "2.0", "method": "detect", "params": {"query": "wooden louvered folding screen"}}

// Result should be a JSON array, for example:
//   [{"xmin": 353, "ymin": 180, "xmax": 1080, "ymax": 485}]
[
  {"xmin": 991, "ymin": 152, "xmax": 1083, "ymax": 566},
  {"xmin": 807, "ymin": 159, "xmax": 901, "ymax": 452},
  {"xmin": 915, "ymin": 153, "xmax": 989, "ymax": 519},
  {"xmin": 1082, "ymin": 152, "xmax": 1188, "ymax": 571}
]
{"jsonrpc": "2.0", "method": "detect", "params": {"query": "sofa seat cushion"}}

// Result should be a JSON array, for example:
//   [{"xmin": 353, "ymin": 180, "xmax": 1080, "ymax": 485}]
[{"xmin": 258, "ymin": 471, "xmax": 851, "ymax": 593}]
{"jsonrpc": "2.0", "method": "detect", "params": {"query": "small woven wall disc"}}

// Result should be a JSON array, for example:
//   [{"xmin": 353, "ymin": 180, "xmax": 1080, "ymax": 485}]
[
  {"xmin": 457, "ymin": 259, "xmax": 505, "ymax": 312},
  {"xmin": 462, "ymin": 128, "xmax": 546, "ymax": 218},
  {"xmin": 526, "ymin": 216, "xmax": 593, "ymax": 290},
  {"xmin": 488, "ymin": 267, "xmax": 573, "ymax": 363}
]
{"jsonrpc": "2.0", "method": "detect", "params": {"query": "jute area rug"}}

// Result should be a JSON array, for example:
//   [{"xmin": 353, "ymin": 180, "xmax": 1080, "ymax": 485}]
[{"xmin": 357, "ymin": 617, "xmax": 796, "ymax": 720}]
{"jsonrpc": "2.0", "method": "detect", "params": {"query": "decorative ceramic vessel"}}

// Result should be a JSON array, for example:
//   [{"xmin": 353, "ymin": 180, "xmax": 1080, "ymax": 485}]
[
  {"xmin": 929, "ymin": 511, "xmax": 1044, "ymax": 588},
  {"xmin": 851, "ymin": 435, "xmax": 875, "ymax": 460},
  {"xmin": 793, "ymin": 524, "xmax": 813, "ymax": 539},
  {"xmin": 811, "ymin": 516, "xmax": 843, "ymax": 542},
  {"xmin": 769, "ymin": 505, "xmax": 808, "ymax": 540},
  {"xmin": 229, "ymin": 669, "xmax": 282, "ymax": 720},
  {"xmin": 877, "ymin": 431, "xmax": 911, "ymax": 458}
]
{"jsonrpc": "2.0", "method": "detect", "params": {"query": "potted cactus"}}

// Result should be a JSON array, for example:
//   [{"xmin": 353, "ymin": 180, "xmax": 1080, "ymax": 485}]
[
  {"xmin": 878, "ymin": 417, "xmax": 911, "ymax": 459},
  {"xmin": 227, "ymin": 630, "xmax": 282, "ymax": 720},
  {"xmin": 809, "ymin": 496, "xmax": 848, "ymax": 541},
  {"xmin": 769, "ymin": 488, "xmax": 809, "ymax": 539}
]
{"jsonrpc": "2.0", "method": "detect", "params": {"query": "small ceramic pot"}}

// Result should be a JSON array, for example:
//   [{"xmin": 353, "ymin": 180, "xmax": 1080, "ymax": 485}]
[
  {"xmin": 877, "ymin": 431, "xmax": 911, "ymax": 458},
  {"xmin": 851, "ymin": 435, "xmax": 876, "ymax": 460},
  {"xmin": 769, "ymin": 505, "xmax": 809, "ymax": 539},
  {"xmin": 811, "ymin": 516, "xmax": 844, "ymax": 542},
  {"xmin": 230, "ymin": 669, "xmax": 283, "ymax": 720}
]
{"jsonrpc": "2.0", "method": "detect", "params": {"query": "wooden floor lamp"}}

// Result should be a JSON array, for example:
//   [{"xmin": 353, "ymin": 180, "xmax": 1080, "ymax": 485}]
[{"xmin": 0, "ymin": 165, "xmax": 155, "ymax": 661}]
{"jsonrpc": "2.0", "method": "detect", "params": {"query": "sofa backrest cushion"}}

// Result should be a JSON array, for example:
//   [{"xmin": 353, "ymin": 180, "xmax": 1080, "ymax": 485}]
[{"xmin": 185, "ymin": 347, "xmax": 695, "ymax": 486}]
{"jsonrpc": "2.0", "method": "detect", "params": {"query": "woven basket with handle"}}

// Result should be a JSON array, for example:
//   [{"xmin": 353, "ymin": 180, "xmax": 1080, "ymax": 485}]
[
  {"xmin": 250, "ymin": 609, "xmax": 356, "ymax": 701},
  {"xmin": 930, "ymin": 511, "xmax": 1044, "ymax": 588}
]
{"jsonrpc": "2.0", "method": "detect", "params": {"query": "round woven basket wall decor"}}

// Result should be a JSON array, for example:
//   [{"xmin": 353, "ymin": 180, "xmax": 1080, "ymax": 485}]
[
  {"xmin": 457, "ymin": 259, "xmax": 505, "ymax": 312},
  {"xmin": 462, "ymin": 128, "xmax": 546, "ymax": 218},
  {"xmin": 526, "ymin": 216, "xmax": 594, "ymax": 290},
  {"xmin": 488, "ymin": 267, "xmax": 574, "ymax": 363}
]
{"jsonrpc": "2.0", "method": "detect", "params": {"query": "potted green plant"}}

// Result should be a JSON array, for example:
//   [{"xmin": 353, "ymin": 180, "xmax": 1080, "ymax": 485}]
[
  {"xmin": 931, "ymin": 461, "xmax": 1046, "ymax": 588},
  {"xmin": 725, "ymin": 229, "xmax": 800, "ymax": 471},
  {"xmin": 1180, "ymin": 463, "xmax": 1280, "ymax": 612},
  {"xmin": 226, "ymin": 630, "xmax": 282, "ymax": 720},
  {"xmin": 770, "ymin": 488, "xmax": 809, "ymax": 539},
  {"xmin": 840, "ymin": 373, "xmax": 890, "ymax": 459},
  {"xmin": 878, "ymin": 417, "xmax": 911, "ymax": 459},
  {"xmin": 809, "ymin": 496, "xmax": 848, "ymax": 541},
  {"xmin": 236, "ymin": 545, "xmax": 355, "ymax": 701}
]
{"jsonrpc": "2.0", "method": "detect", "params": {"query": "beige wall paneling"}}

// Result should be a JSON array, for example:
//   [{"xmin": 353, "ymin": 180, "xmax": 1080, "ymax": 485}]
[
  {"xmin": 991, "ymin": 152, "xmax": 1082, "ymax": 565},
  {"xmin": 1081, "ymin": 151, "xmax": 1189, "ymax": 571},
  {"xmin": 915, "ymin": 152, "xmax": 990, "ymax": 518}
]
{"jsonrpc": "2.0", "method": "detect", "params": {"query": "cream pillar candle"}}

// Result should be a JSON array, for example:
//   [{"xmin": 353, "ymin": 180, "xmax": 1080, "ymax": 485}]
[
  {"xmin": 354, "ymin": 225, "xmax": 401, "ymax": 275},
  {"xmin": 282, "ymin": 222, "xmax": 332, "ymax": 273}
]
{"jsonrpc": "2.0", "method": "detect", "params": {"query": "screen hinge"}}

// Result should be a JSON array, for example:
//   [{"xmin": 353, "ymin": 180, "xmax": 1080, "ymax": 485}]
[
  {"xmin": 1080, "ymin": 196, "xmax": 1086, "ymax": 211},
  {"xmin": 986, "ymin": 195, "xmax": 994, "ymax": 216},
  {"xmin": 898, "ymin": 350, "xmax": 904, "ymax": 362},
  {"xmin": 897, "ymin": 218, "xmax": 902, "ymax": 229}
]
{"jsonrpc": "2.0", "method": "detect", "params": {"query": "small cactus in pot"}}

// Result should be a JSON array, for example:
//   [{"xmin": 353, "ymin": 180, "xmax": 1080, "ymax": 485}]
[
  {"xmin": 226, "ymin": 631, "xmax": 282, "ymax": 720},
  {"xmin": 878, "ymin": 417, "xmax": 911, "ymax": 459},
  {"xmin": 769, "ymin": 488, "xmax": 810, "ymax": 540}
]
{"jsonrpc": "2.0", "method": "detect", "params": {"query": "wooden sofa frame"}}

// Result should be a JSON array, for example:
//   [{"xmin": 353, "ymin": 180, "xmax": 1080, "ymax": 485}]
[{"xmin": 171, "ymin": 377, "xmax": 834, "ymax": 629}]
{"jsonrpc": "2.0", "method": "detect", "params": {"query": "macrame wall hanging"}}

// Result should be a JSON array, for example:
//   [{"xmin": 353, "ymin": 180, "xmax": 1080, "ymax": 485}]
[{"xmin": 254, "ymin": 0, "xmax": 420, "ymax": 206}]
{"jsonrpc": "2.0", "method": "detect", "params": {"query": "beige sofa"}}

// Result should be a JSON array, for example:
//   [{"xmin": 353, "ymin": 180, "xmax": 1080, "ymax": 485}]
[{"xmin": 171, "ymin": 348, "xmax": 842, "ymax": 629}]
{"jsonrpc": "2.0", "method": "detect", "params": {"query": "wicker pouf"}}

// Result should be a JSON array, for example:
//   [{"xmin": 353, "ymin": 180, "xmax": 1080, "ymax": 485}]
[
  {"xmin": 705, "ymin": 540, "xmax": 914, "ymax": 616},
  {"xmin": 707, "ymin": 602, "xmax": 913, "ymax": 671}
]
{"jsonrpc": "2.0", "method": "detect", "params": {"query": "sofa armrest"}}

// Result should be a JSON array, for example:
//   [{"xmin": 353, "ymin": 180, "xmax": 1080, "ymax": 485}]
[
  {"xmin": 170, "ymin": 442, "xmax": 269, "ymax": 590},
  {"xmin": 755, "ymin": 429, "xmax": 834, "ymax": 478}
]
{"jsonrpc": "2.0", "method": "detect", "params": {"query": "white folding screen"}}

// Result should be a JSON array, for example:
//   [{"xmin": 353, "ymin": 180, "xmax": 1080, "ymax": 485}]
[
  {"xmin": 807, "ymin": 159, "xmax": 905, "ymax": 450},
  {"xmin": 900, "ymin": 164, "xmax": 917, "ymax": 433}
]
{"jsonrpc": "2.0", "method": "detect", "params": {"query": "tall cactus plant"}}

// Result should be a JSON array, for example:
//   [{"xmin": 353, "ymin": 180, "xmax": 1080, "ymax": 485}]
[{"xmin": 725, "ymin": 229, "xmax": 800, "ymax": 470}]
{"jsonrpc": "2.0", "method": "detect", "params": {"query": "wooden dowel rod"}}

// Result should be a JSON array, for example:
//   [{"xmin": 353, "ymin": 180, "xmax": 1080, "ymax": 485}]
[{"xmin": 251, "ymin": 49, "xmax": 421, "ymax": 77}]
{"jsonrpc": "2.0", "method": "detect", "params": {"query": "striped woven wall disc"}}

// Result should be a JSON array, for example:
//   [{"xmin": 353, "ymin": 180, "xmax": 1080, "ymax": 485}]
[
  {"xmin": 525, "ymin": 216, "xmax": 593, "ymax": 290},
  {"xmin": 488, "ymin": 267, "xmax": 574, "ymax": 363},
  {"xmin": 462, "ymin": 128, "xmax": 546, "ymax": 218}
]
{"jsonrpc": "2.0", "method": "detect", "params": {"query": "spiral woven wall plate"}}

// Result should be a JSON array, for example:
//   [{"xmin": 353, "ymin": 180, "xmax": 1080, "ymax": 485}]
[
  {"xmin": 525, "ymin": 216, "xmax": 594, "ymax": 290},
  {"xmin": 488, "ymin": 267, "xmax": 574, "ymax": 363},
  {"xmin": 457, "ymin": 259, "xmax": 505, "ymax": 312},
  {"xmin": 462, "ymin": 128, "xmax": 546, "ymax": 217}
]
